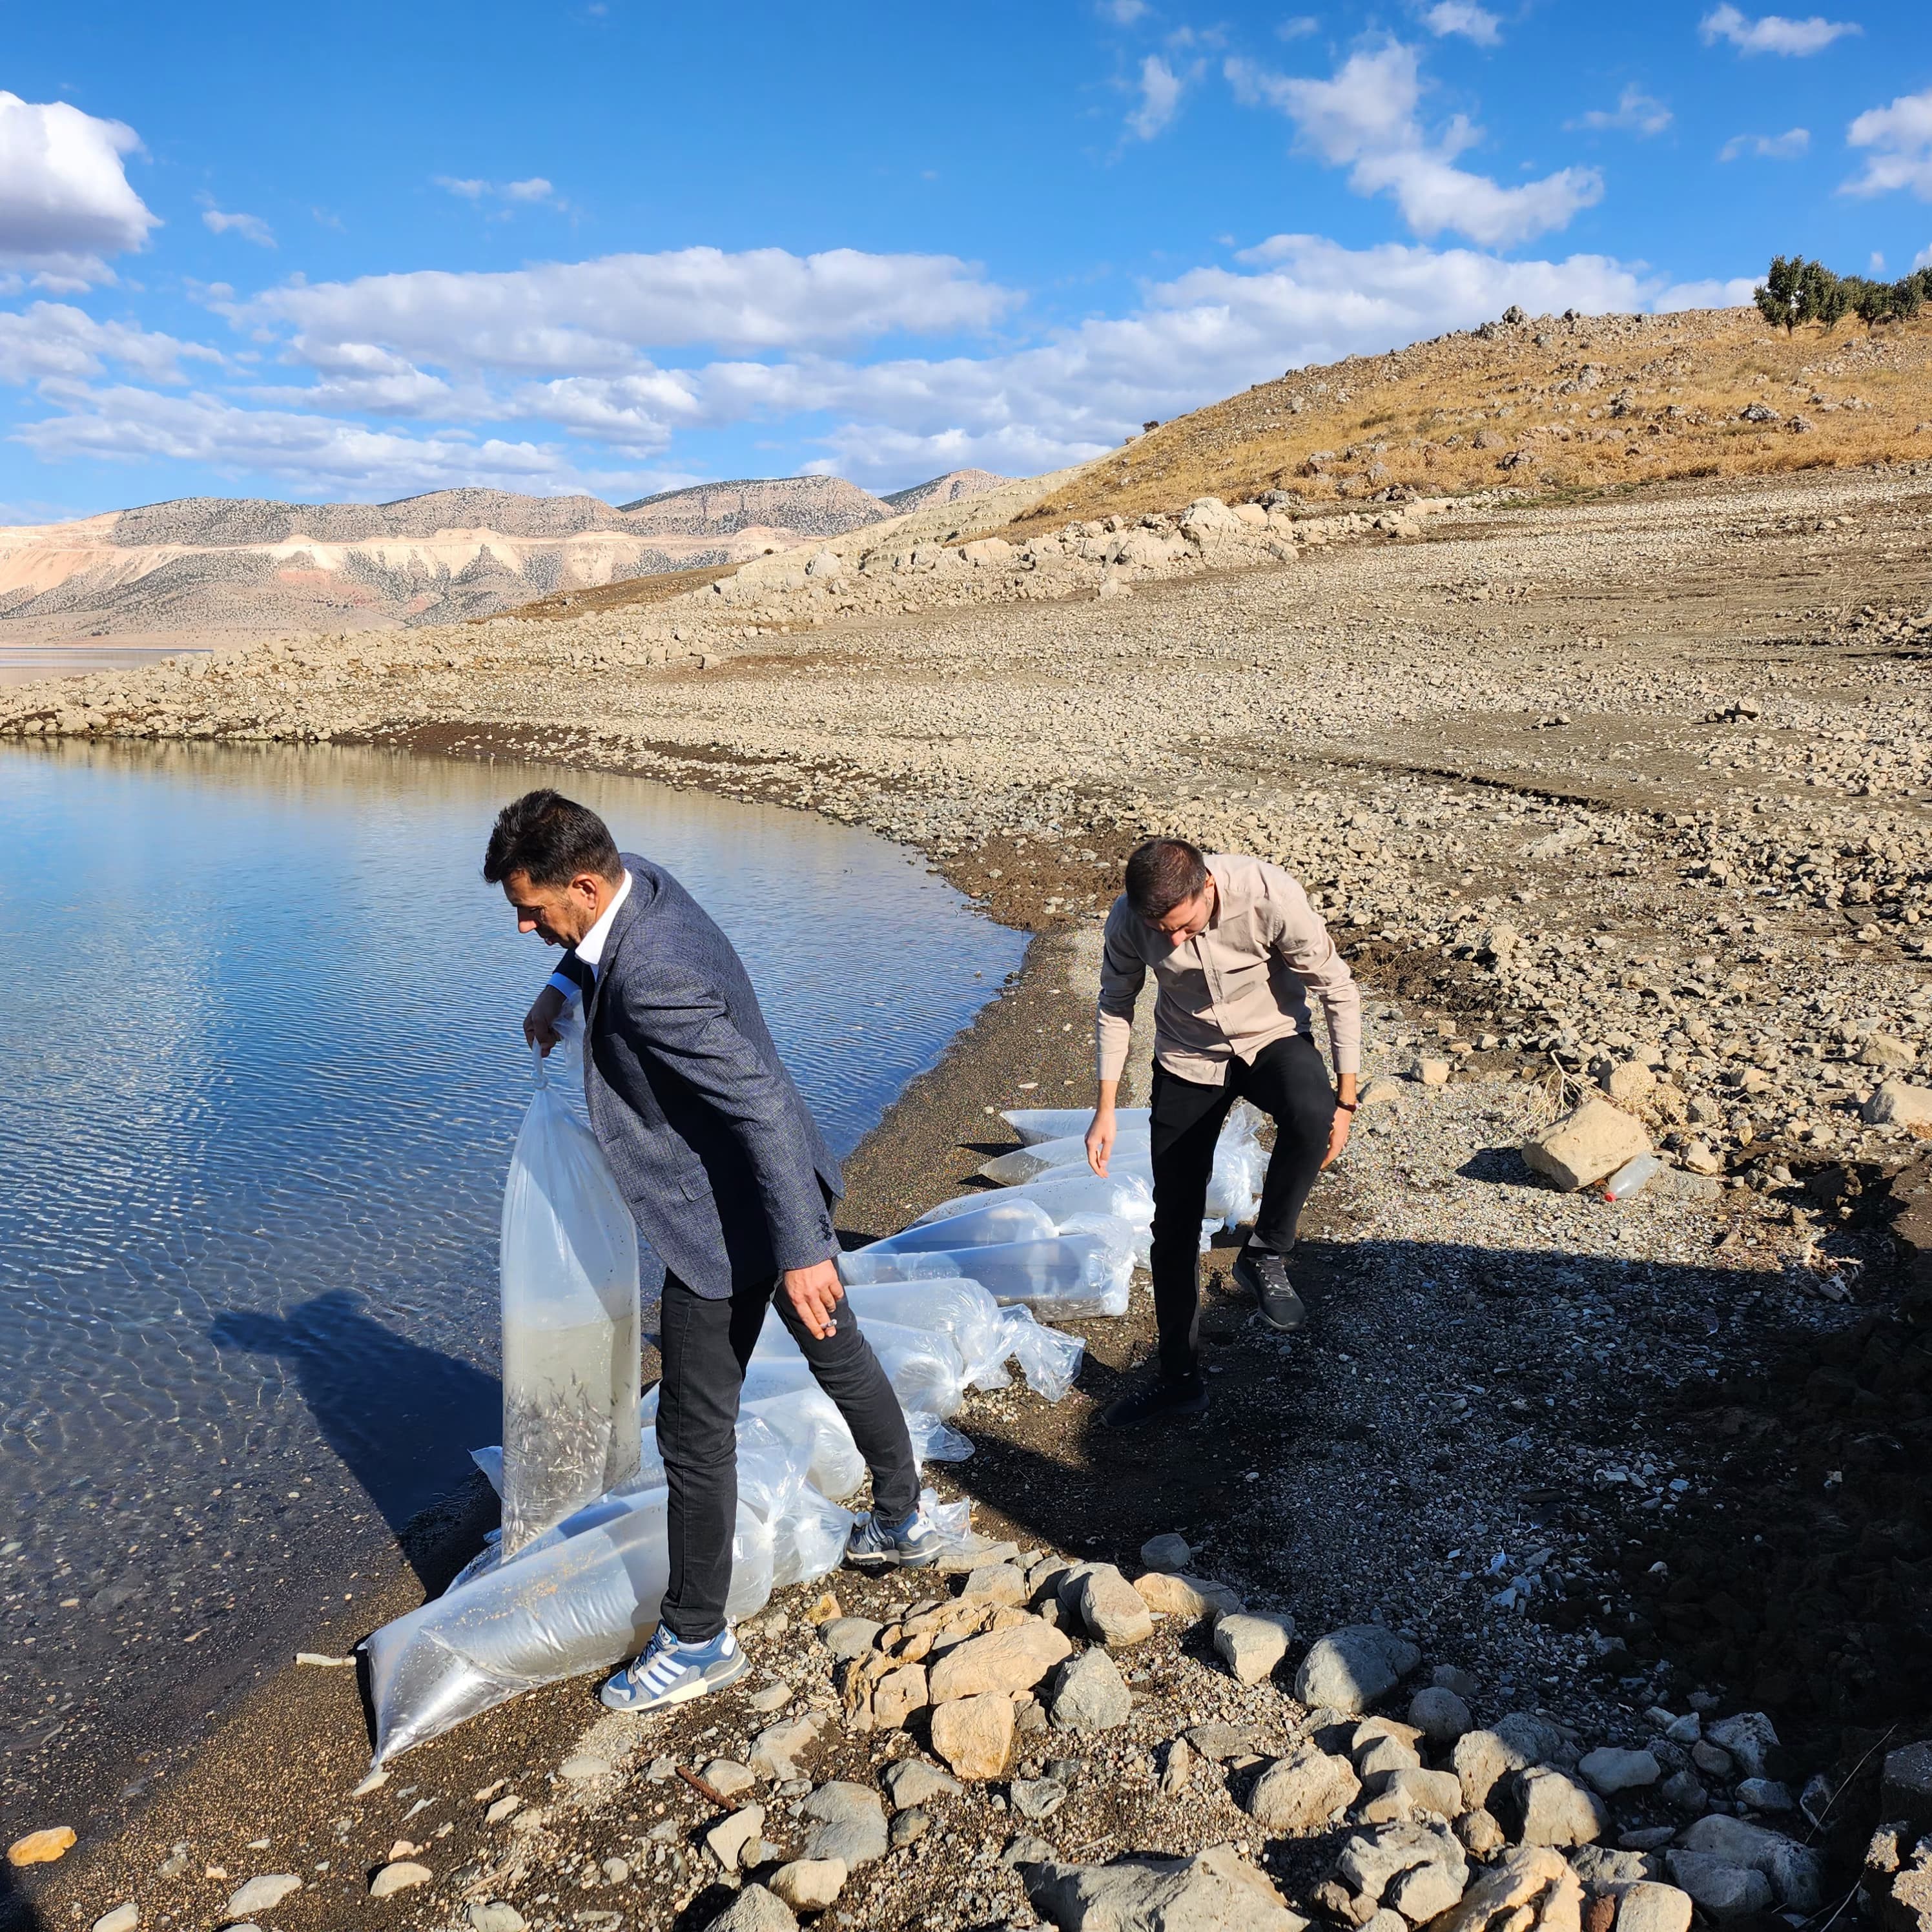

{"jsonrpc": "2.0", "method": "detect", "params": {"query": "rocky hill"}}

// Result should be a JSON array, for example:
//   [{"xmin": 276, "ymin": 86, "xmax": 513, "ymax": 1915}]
[
  {"xmin": 1016, "ymin": 303, "xmax": 1932, "ymax": 529},
  {"xmin": 0, "ymin": 469, "xmax": 1011, "ymax": 645},
  {"xmin": 882, "ymin": 469, "xmax": 1013, "ymax": 514}
]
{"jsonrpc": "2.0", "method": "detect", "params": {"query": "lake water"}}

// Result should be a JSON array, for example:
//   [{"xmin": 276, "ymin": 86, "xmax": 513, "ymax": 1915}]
[{"xmin": 0, "ymin": 740, "xmax": 1022, "ymax": 1822}]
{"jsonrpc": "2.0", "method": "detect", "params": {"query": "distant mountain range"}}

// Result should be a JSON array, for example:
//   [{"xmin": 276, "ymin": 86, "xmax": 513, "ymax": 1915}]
[{"xmin": 0, "ymin": 469, "xmax": 1011, "ymax": 645}]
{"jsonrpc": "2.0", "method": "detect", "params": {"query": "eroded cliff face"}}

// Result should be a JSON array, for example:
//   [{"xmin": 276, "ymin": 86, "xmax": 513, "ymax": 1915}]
[{"xmin": 0, "ymin": 471, "xmax": 1010, "ymax": 643}]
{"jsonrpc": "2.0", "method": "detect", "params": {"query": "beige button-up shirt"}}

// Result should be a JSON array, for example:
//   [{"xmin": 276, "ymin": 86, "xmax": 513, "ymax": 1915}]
[{"xmin": 1095, "ymin": 852, "xmax": 1361, "ymax": 1087}]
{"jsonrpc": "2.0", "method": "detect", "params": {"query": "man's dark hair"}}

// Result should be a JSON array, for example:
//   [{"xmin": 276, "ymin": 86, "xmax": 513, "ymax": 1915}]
[
  {"xmin": 1124, "ymin": 838, "xmax": 1208, "ymax": 919},
  {"xmin": 482, "ymin": 789, "xmax": 624, "ymax": 887}
]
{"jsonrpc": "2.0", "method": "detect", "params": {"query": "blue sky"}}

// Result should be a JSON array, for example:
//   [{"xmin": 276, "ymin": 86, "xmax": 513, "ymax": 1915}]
[{"xmin": 1, "ymin": 0, "xmax": 1927, "ymax": 519}]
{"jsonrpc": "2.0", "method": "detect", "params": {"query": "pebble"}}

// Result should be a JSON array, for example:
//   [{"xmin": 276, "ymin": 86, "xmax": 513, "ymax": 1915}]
[
  {"xmin": 90, "ymin": 1906, "xmax": 138, "ymax": 1932},
  {"xmin": 703, "ymin": 1760, "xmax": 758, "ymax": 1798},
  {"xmin": 818, "ymin": 1617, "xmax": 883, "ymax": 1660},
  {"xmin": 468, "ymin": 1905, "xmax": 526, "ymax": 1932},
  {"xmin": 1010, "ymin": 1777, "xmax": 1068, "ymax": 1820},
  {"xmin": 704, "ymin": 1805, "xmax": 765, "ymax": 1874},
  {"xmin": 368, "ymin": 1862, "xmax": 433, "ymax": 1899},
  {"xmin": 1139, "ymin": 1532, "xmax": 1192, "ymax": 1570},
  {"xmin": 224, "ymin": 1875, "xmax": 302, "ymax": 1918}
]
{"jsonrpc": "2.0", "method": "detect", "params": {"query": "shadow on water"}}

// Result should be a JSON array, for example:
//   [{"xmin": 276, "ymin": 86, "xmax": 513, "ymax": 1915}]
[{"xmin": 210, "ymin": 1290, "xmax": 502, "ymax": 1582}]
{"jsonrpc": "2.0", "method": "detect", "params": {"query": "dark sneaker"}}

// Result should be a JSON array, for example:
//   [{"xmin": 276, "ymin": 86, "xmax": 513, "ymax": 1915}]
[
  {"xmin": 1100, "ymin": 1372, "xmax": 1209, "ymax": 1428},
  {"xmin": 846, "ymin": 1501, "xmax": 947, "ymax": 1569},
  {"xmin": 1233, "ymin": 1246, "xmax": 1307, "ymax": 1332}
]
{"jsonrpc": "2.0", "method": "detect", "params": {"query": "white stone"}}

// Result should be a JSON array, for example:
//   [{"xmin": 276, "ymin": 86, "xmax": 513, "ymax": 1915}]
[
  {"xmin": 1579, "ymin": 1748, "xmax": 1661, "ymax": 1795},
  {"xmin": 1865, "ymin": 1080, "xmax": 1932, "ymax": 1128},
  {"xmin": 1214, "ymin": 1612, "xmax": 1294, "ymax": 1684},
  {"xmin": 225, "ymin": 1877, "xmax": 302, "ymax": 1919},
  {"xmin": 1524, "ymin": 1098, "xmax": 1651, "ymax": 1191},
  {"xmin": 91, "ymin": 1907, "xmax": 139, "ymax": 1932}
]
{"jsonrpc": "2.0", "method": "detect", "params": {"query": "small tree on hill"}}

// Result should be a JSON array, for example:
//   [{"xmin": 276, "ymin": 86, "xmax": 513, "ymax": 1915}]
[
  {"xmin": 1754, "ymin": 255, "xmax": 1807, "ymax": 332},
  {"xmin": 1802, "ymin": 260, "xmax": 1850, "ymax": 331}
]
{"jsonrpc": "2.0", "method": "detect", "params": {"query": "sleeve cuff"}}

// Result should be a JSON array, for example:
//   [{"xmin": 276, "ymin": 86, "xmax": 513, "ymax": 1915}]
[{"xmin": 546, "ymin": 969, "xmax": 583, "ymax": 1005}]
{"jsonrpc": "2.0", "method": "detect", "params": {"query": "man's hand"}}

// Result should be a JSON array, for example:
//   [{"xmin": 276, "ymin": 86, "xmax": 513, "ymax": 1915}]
[
  {"xmin": 782, "ymin": 1257, "xmax": 845, "ymax": 1341},
  {"xmin": 1085, "ymin": 1105, "xmax": 1116, "ymax": 1177},
  {"xmin": 524, "ymin": 983, "xmax": 567, "ymax": 1054},
  {"xmin": 1322, "ymin": 1105, "xmax": 1353, "ymax": 1169}
]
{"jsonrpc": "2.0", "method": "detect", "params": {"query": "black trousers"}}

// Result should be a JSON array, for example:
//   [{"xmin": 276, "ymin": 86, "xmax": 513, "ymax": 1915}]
[
  {"xmin": 656, "ymin": 1269, "xmax": 919, "ymax": 1643},
  {"xmin": 1148, "ymin": 1031, "xmax": 1337, "ymax": 1381}
]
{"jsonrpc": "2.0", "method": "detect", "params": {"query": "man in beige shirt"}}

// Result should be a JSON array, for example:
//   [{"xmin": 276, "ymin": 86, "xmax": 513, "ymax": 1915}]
[{"xmin": 1086, "ymin": 839, "xmax": 1360, "ymax": 1426}]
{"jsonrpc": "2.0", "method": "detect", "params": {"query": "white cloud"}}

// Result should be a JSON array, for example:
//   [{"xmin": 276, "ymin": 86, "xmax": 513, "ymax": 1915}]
[
  {"xmin": 1277, "ymin": 16, "xmax": 1321, "ymax": 39},
  {"xmin": 1422, "ymin": 3, "xmax": 1502, "ymax": 46},
  {"xmin": 1127, "ymin": 55, "xmax": 1186, "ymax": 139},
  {"xmin": 1719, "ymin": 127, "xmax": 1810, "ymax": 159},
  {"xmin": 201, "ymin": 204, "xmax": 276, "ymax": 247},
  {"xmin": 229, "ymin": 245, "xmax": 1022, "ymax": 380},
  {"xmin": 0, "ymin": 92, "xmax": 159, "ymax": 290},
  {"xmin": 1699, "ymin": 5, "xmax": 1860, "ymax": 55},
  {"xmin": 12, "ymin": 382, "xmax": 607, "ymax": 496},
  {"xmin": 1845, "ymin": 88, "xmax": 1932, "ymax": 199},
  {"xmin": 0, "ymin": 302, "xmax": 220, "ymax": 385},
  {"xmin": 1227, "ymin": 43, "xmax": 1602, "ymax": 246},
  {"xmin": 435, "ymin": 174, "xmax": 564, "ymax": 212},
  {"xmin": 1098, "ymin": 0, "xmax": 1149, "ymax": 22},
  {"xmin": 1571, "ymin": 85, "xmax": 1672, "ymax": 136}
]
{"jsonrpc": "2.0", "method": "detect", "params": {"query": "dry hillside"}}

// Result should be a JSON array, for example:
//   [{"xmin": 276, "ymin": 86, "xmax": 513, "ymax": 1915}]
[{"xmin": 1017, "ymin": 303, "xmax": 1932, "ymax": 529}]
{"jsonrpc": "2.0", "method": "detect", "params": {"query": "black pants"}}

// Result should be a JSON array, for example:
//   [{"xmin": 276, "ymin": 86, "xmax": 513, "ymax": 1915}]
[
  {"xmin": 1148, "ymin": 1031, "xmax": 1336, "ymax": 1381},
  {"xmin": 657, "ymin": 1270, "xmax": 919, "ymax": 1643}
]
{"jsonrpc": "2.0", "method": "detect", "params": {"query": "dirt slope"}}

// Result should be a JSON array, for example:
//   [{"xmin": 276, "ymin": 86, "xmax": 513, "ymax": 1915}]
[{"xmin": 1016, "ymin": 304, "xmax": 1932, "ymax": 529}]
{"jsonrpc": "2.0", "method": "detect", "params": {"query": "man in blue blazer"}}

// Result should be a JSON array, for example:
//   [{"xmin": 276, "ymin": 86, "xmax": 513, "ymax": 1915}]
[{"xmin": 484, "ymin": 788, "xmax": 934, "ymax": 1714}]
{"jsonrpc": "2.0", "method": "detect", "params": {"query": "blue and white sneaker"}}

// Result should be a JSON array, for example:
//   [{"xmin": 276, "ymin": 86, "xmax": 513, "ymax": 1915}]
[
  {"xmin": 599, "ymin": 1623, "xmax": 747, "ymax": 1713},
  {"xmin": 846, "ymin": 1501, "xmax": 947, "ymax": 1569}
]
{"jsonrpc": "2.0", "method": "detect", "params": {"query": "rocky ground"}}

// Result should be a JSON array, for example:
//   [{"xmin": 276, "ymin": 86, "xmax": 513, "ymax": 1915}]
[{"xmin": 9, "ymin": 459, "xmax": 1932, "ymax": 1932}]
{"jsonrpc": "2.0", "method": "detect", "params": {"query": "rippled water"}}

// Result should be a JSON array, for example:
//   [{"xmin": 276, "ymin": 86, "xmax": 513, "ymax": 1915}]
[{"xmin": 0, "ymin": 739, "xmax": 1021, "ymax": 1813}]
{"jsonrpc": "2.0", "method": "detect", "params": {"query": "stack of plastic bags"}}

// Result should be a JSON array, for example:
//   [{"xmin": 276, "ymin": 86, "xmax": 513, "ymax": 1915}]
[{"xmin": 834, "ymin": 1101, "xmax": 1268, "ymax": 1320}]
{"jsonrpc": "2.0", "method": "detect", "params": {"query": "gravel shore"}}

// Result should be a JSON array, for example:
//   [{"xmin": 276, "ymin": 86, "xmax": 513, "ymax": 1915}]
[{"xmin": 10, "ymin": 464, "xmax": 1932, "ymax": 1932}]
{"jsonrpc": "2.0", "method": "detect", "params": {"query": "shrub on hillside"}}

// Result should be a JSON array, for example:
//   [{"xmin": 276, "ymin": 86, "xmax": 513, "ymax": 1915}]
[{"xmin": 1755, "ymin": 254, "xmax": 1931, "ymax": 333}]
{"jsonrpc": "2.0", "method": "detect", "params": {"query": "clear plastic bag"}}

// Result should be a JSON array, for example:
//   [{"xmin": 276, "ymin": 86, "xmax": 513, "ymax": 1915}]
[
  {"xmin": 839, "ymin": 1224, "xmax": 1136, "ymax": 1321},
  {"xmin": 840, "ymin": 1278, "xmax": 1085, "ymax": 1400},
  {"xmin": 979, "ymin": 1128, "xmax": 1149, "ymax": 1186},
  {"xmin": 365, "ymin": 1432, "xmax": 825, "ymax": 1763},
  {"xmin": 861, "ymin": 1196, "xmax": 1058, "ymax": 1255},
  {"xmin": 916, "ymin": 1170, "xmax": 1154, "ymax": 1235},
  {"xmin": 498, "ymin": 1042, "xmax": 642, "ymax": 1557},
  {"xmin": 752, "ymin": 1314, "xmax": 972, "ymax": 1419},
  {"xmin": 1000, "ymin": 1105, "xmax": 1149, "ymax": 1145}
]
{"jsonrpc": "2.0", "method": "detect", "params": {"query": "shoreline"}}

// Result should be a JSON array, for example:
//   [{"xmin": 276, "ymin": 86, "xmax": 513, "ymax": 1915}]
[
  {"xmin": 8, "ymin": 763, "xmax": 1075, "ymax": 1928},
  {"xmin": 10, "ymin": 468, "xmax": 1932, "ymax": 1929}
]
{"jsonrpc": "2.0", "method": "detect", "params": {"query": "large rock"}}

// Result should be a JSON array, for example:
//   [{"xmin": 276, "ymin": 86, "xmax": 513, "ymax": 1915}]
[
  {"xmin": 1523, "ymin": 1098, "xmax": 1651, "ymax": 1191},
  {"xmin": 1339, "ymin": 1822, "xmax": 1467, "ymax": 1906},
  {"xmin": 1294, "ymin": 1625, "xmax": 1421, "ymax": 1712},
  {"xmin": 819, "ymin": 1617, "xmax": 883, "ymax": 1660},
  {"xmin": 1375, "ymin": 1768, "xmax": 1464, "ymax": 1820},
  {"xmin": 1076, "ymin": 1566, "xmax": 1156, "ymax": 1646},
  {"xmin": 929, "ymin": 1620, "xmax": 1072, "ymax": 1700},
  {"xmin": 1390, "ymin": 1860, "xmax": 1468, "ymax": 1922},
  {"xmin": 1578, "ymin": 1749, "xmax": 1660, "ymax": 1796},
  {"xmin": 1497, "ymin": 1767, "xmax": 1608, "ymax": 1848},
  {"xmin": 1614, "ymin": 1885, "xmax": 1693, "ymax": 1932},
  {"xmin": 1215, "ymin": 1613, "xmax": 1295, "ymax": 1685},
  {"xmin": 872, "ymin": 1663, "xmax": 928, "ymax": 1730},
  {"xmin": 1140, "ymin": 1533, "xmax": 1193, "ymax": 1570},
  {"xmin": 1884, "ymin": 1742, "xmax": 1932, "ymax": 1835},
  {"xmin": 1679, "ymin": 1814, "xmax": 1822, "ymax": 1909},
  {"xmin": 1246, "ymin": 1747, "xmax": 1362, "ymax": 1833},
  {"xmin": 1022, "ymin": 1840, "xmax": 1308, "ymax": 1931},
  {"xmin": 1133, "ymin": 1572, "xmax": 1244, "ymax": 1623},
  {"xmin": 1703, "ymin": 1713, "xmax": 1778, "ymax": 1782},
  {"xmin": 1495, "ymin": 1714, "xmax": 1573, "ymax": 1767},
  {"xmin": 768, "ymin": 1860, "xmax": 847, "ymax": 1911},
  {"xmin": 1455, "ymin": 1731, "xmax": 1532, "ymax": 1811},
  {"xmin": 1665, "ymin": 1853, "xmax": 1773, "ymax": 1920},
  {"xmin": 882, "ymin": 1759, "xmax": 961, "ymax": 1809},
  {"xmin": 1431, "ymin": 1846, "xmax": 1584, "ymax": 1932},
  {"xmin": 1865, "ymin": 1082, "xmax": 1932, "ymax": 1129},
  {"xmin": 799, "ymin": 1783, "xmax": 887, "ymax": 1867},
  {"xmin": 930, "ymin": 1692, "xmax": 1016, "ymax": 1780},
  {"xmin": 1180, "ymin": 497, "xmax": 1246, "ymax": 538},
  {"xmin": 368, "ymin": 1862, "xmax": 433, "ymax": 1899},
  {"xmin": 705, "ymin": 1806, "xmax": 765, "ymax": 1873},
  {"xmin": 701, "ymin": 1888, "xmax": 797, "ymax": 1932},
  {"xmin": 749, "ymin": 1713, "xmax": 825, "ymax": 1780},
  {"xmin": 1410, "ymin": 1687, "xmax": 1473, "ymax": 1743},
  {"xmin": 1051, "ymin": 1648, "xmax": 1132, "ymax": 1732}
]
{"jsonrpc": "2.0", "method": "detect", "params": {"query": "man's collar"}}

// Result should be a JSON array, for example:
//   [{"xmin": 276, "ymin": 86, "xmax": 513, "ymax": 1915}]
[{"xmin": 574, "ymin": 868, "xmax": 633, "ymax": 971}]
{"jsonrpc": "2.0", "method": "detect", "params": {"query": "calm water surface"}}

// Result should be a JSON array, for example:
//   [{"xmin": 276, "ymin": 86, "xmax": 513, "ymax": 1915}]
[{"xmin": 0, "ymin": 740, "xmax": 1021, "ymax": 1818}]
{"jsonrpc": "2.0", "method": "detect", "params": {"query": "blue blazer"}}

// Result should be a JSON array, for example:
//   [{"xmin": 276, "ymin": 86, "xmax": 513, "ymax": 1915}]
[{"xmin": 579, "ymin": 853, "xmax": 842, "ymax": 1297}]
